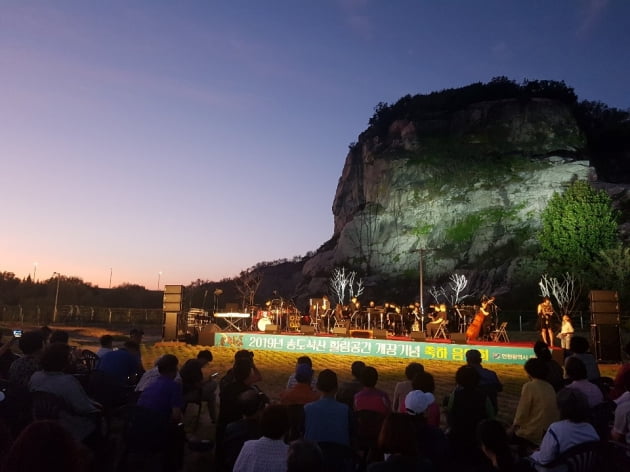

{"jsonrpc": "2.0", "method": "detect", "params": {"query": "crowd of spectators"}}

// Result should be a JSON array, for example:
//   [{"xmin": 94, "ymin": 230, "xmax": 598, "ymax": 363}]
[{"xmin": 0, "ymin": 328, "xmax": 629, "ymax": 472}]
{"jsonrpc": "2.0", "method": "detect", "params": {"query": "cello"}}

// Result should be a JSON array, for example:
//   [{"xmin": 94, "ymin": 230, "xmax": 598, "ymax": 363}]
[{"xmin": 465, "ymin": 297, "xmax": 494, "ymax": 341}]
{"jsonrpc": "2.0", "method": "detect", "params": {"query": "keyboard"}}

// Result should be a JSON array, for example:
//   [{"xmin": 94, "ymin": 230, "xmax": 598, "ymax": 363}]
[{"xmin": 214, "ymin": 312, "xmax": 251, "ymax": 318}]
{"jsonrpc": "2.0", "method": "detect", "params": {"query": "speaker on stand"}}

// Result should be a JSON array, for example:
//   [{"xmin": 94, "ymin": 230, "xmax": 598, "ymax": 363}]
[{"xmin": 588, "ymin": 290, "xmax": 622, "ymax": 362}]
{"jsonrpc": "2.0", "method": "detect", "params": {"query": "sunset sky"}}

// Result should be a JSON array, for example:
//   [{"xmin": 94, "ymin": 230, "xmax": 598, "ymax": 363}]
[{"xmin": 1, "ymin": 0, "xmax": 629, "ymax": 289}]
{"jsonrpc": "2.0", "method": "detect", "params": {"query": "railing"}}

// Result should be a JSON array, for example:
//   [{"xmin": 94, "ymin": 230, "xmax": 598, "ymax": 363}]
[{"xmin": 0, "ymin": 304, "xmax": 163, "ymax": 326}]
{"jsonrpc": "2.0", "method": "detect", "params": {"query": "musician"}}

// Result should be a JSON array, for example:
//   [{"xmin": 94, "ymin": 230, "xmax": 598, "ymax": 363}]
[
  {"xmin": 537, "ymin": 297, "xmax": 555, "ymax": 347},
  {"xmin": 427, "ymin": 304, "xmax": 447, "ymax": 338},
  {"xmin": 479, "ymin": 297, "xmax": 494, "ymax": 339}
]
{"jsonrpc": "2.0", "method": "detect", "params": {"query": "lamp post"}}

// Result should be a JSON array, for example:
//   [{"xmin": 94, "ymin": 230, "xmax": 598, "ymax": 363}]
[
  {"xmin": 109, "ymin": 268, "xmax": 112, "ymax": 289},
  {"xmin": 52, "ymin": 272, "xmax": 60, "ymax": 323},
  {"xmin": 157, "ymin": 271, "xmax": 162, "ymax": 290},
  {"xmin": 33, "ymin": 262, "xmax": 38, "ymax": 282}
]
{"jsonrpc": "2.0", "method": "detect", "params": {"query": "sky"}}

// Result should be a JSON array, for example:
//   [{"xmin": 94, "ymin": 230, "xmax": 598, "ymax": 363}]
[{"xmin": 1, "ymin": 0, "xmax": 629, "ymax": 289}]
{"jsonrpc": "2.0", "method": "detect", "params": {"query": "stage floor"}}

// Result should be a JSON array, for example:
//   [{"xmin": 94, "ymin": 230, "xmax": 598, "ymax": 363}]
[{"xmin": 211, "ymin": 330, "xmax": 536, "ymax": 365}]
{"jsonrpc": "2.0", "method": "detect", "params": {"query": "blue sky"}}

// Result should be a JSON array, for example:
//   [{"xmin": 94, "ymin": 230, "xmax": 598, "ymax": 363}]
[{"xmin": 1, "ymin": 0, "xmax": 628, "ymax": 288}]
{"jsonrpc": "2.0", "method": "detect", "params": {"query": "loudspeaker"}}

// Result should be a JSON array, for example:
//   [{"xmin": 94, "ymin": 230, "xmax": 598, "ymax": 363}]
[
  {"xmin": 373, "ymin": 329, "xmax": 388, "ymax": 340},
  {"xmin": 410, "ymin": 332, "xmax": 426, "ymax": 342},
  {"xmin": 591, "ymin": 313, "xmax": 620, "ymax": 325},
  {"xmin": 350, "ymin": 330, "xmax": 372, "ymax": 339},
  {"xmin": 590, "ymin": 301, "xmax": 619, "ymax": 313},
  {"xmin": 163, "ymin": 312, "xmax": 178, "ymax": 341},
  {"xmin": 591, "ymin": 324, "xmax": 622, "ymax": 362},
  {"xmin": 332, "ymin": 327, "xmax": 348, "ymax": 337},
  {"xmin": 588, "ymin": 290, "xmax": 618, "ymax": 302},
  {"xmin": 163, "ymin": 285, "xmax": 184, "ymax": 312},
  {"xmin": 264, "ymin": 324, "xmax": 280, "ymax": 333},
  {"xmin": 450, "ymin": 333, "xmax": 467, "ymax": 344},
  {"xmin": 300, "ymin": 325, "xmax": 315, "ymax": 335},
  {"xmin": 197, "ymin": 324, "xmax": 220, "ymax": 346}
]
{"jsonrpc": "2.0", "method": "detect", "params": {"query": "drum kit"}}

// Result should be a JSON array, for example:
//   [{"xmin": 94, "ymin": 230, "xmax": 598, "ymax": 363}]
[{"xmin": 252, "ymin": 298, "xmax": 302, "ymax": 332}]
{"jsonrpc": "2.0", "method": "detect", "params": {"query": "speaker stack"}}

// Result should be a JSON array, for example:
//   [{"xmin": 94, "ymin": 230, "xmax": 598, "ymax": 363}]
[
  {"xmin": 163, "ymin": 285, "xmax": 184, "ymax": 341},
  {"xmin": 589, "ymin": 290, "xmax": 622, "ymax": 362}
]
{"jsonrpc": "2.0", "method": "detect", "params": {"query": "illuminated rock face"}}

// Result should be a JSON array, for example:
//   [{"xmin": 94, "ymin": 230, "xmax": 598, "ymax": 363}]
[{"xmin": 302, "ymin": 98, "xmax": 591, "ymax": 295}]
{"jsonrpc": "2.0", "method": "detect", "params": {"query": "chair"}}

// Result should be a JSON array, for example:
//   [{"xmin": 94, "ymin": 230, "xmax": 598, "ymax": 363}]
[
  {"xmin": 81, "ymin": 349, "xmax": 99, "ymax": 372},
  {"xmin": 31, "ymin": 390, "xmax": 68, "ymax": 420},
  {"xmin": 490, "ymin": 321, "xmax": 509, "ymax": 342},
  {"xmin": 538, "ymin": 440, "xmax": 605, "ymax": 471},
  {"xmin": 434, "ymin": 320, "xmax": 449, "ymax": 339},
  {"xmin": 354, "ymin": 410, "xmax": 385, "ymax": 466}
]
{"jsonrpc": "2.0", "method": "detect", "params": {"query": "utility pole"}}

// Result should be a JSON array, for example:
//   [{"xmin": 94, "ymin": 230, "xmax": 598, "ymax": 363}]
[
  {"xmin": 419, "ymin": 248, "xmax": 425, "ymax": 315},
  {"xmin": 52, "ymin": 272, "xmax": 60, "ymax": 323}
]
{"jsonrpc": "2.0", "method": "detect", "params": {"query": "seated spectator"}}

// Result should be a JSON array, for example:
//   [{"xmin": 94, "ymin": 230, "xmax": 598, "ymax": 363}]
[
  {"xmin": 367, "ymin": 413, "xmax": 432, "ymax": 472},
  {"xmin": 510, "ymin": 358, "xmax": 559, "ymax": 453},
  {"xmin": 446, "ymin": 365, "xmax": 494, "ymax": 466},
  {"xmin": 336, "ymin": 360, "xmax": 365, "ymax": 408},
  {"xmin": 222, "ymin": 389, "xmax": 266, "ymax": 472},
  {"xmin": 405, "ymin": 389, "xmax": 450, "ymax": 468},
  {"xmin": 411, "ymin": 370, "xmax": 440, "ymax": 427},
  {"xmin": 280, "ymin": 363, "xmax": 319, "ymax": 406},
  {"xmin": 7, "ymin": 331, "xmax": 44, "ymax": 393},
  {"xmin": 564, "ymin": 336, "xmax": 601, "ymax": 382},
  {"xmin": 304, "ymin": 369, "xmax": 351, "ymax": 447},
  {"xmin": 530, "ymin": 388, "xmax": 599, "ymax": 467},
  {"xmin": 0, "ymin": 332, "xmax": 19, "ymax": 380},
  {"xmin": 286, "ymin": 356, "xmax": 317, "ymax": 391},
  {"xmin": 135, "ymin": 354, "xmax": 182, "ymax": 394},
  {"xmin": 220, "ymin": 350, "xmax": 263, "ymax": 390},
  {"xmin": 287, "ymin": 439, "xmax": 324, "ymax": 472},
  {"xmin": 392, "ymin": 361, "xmax": 424, "ymax": 412},
  {"xmin": 91, "ymin": 340, "xmax": 143, "ymax": 407},
  {"xmin": 233, "ymin": 404, "xmax": 289, "ymax": 472},
  {"xmin": 612, "ymin": 373, "xmax": 630, "ymax": 444},
  {"xmin": 467, "ymin": 349, "xmax": 503, "ymax": 413},
  {"xmin": 477, "ymin": 419, "xmax": 533, "ymax": 472},
  {"xmin": 3, "ymin": 420, "xmax": 88, "ymax": 472},
  {"xmin": 29, "ymin": 343, "xmax": 101, "ymax": 442},
  {"xmin": 564, "ymin": 357, "xmax": 603, "ymax": 408},
  {"xmin": 533, "ymin": 341, "xmax": 564, "ymax": 392},
  {"xmin": 95, "ymin": 335, "xmax": 114, "ymax": 358},
  {"xmin": 49, "ymin": 330, "xmax": 69, "ymax": 344},
  {"xmin": 610, "ymin": 342, "xmax": 630, "ymax": 400},
  {"xmin": 180, "ymin": 349, "xmax": 218, "ymax": 422},
  {"xmin": 354, "ymin": 366, "xmax": 391, "ymax": 414}
]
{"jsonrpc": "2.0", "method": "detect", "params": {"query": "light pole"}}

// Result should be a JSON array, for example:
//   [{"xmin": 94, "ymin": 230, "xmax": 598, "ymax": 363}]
[
  {"xmin": 419, "ymin": 248, "xmax": 425, "ymax": 315},
  {"xmin": 109, "ymin": 268, "xmax": 112, "ymax": 289},
  {"xmin": 157, "ymin": 271, "xmax": 162, "ymax": 290},
  {"xmin": 33, "ymin": 262, "xmax": 38, "ymax": 282},
  {"xmin": 52, "ymin": 272, "xmax": 61, "ymax": 323}
]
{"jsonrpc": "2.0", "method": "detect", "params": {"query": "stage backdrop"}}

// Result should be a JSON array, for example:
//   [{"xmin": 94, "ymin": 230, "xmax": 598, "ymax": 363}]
[{"xmin": 213, "ymin": 333, "xmax": 533, "ymax": 365}]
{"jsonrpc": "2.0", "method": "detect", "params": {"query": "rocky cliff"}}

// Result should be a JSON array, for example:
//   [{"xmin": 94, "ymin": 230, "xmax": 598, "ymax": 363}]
[{"xmin": 300, "ymin": 98, "xmax": 594, "ymax": 301}]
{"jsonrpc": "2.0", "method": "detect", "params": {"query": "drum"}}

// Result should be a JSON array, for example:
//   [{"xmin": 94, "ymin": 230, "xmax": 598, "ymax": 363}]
[{"xmin": 257, "ymin": 317, "xmax": 272, "ymax": 331}]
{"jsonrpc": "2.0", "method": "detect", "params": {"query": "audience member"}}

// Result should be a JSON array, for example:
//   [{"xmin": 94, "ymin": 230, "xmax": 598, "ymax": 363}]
[
  {"xmin": 0, "ymin": 333, "xmax": 19, "ymax": 380},
  {"xmin": 286, "ymin": 356, "xmax": 317, "ymax": 391},
  {"xmin": 446, "ymin": 365, "xmax": 494, "ymax": 465},
  {"xmin": 510, "ymin": 358, "xmax": 559, "ymax": 453},
  {"xmin": 220, "ymin": 350, "xmax": 263, "ymax": 389},
  {"xmin": 233, "ymin": 404, "xmax": 290, "ymax": 472},
  {"xmin": 530, "ymin": 388, "xmax": 599, "ymax": 467},
  {"xmin": 222, "ymin": 389, "xmax": 266, "ymax": 472},
  {"xmin": 466, "ymin": 349, "xmax": 503, "ymax": 413},
  {"xmin": 180, "ymin": 349, "xmax": 218, "ymax": 422},
  {"xmin": 92, "ymin": 340, "xmax": 143, "ymax": 406},
  {"xmin": 280, "ymin": 363, "xmax": 319, "ymax": 405},
  {"xmin": 3, "ymin": 420, "xmax": 88, "ymax": 472},
  {"xmin": 610, "ymin": 341, "xmax": 630, "ymax": 400},
  {"xmin": 405, "ymin": 389, "xmax": 450, "ymax": 468},
  {"xmin": 95, "ymin": 335, "xmax": 114, "ymax": 358},
  {"xmin": 39, "ymin": 325, "xmax": 53, "ymax": 344},
  {"xmin": 367, "ymin": 413, "xmax": 431, "ymax": 471},
  {"xmin": 410, "ymin": 370, "xmax": 440, "ymax": 427},
  {"xmin": 354, "ymin": 366, "xmax": 391, "ymax": 414},
  {"xmin": 533, "ymin": 341, "xmax": 564, "ymax": 392},
  {"xmin": 564, "ymin": 357, "xmax": 603, "ymax": 408},
  {"xmin": 392, "ymin": 361, "xmax": 424, "ymax": 412},
  {"xmin": 564, "ymin": 336, "xmax": 600, "ymax": 382},
  {"xmin": 336, "ymin": 360, "xmax": 365, "ymax": 407},
  {"xmin": 477, "ymin": 419, "xmax": 533, "ymax": 472},
  {"xmin": 128, "ymin": 328, "xmax": 146, "ymax": 374},
  {"xmin": 287, "ymin": 439, "xmax": 324, "ymax": 472},
  {"xmin": 304, "ymin": 369, "xmax": 351, "ymax": 447},
  {"xmin": 7, "ymin": 331, "xmax": 44, "ymax": 393},
  {"xmin": 611, "ymin": 372, "xmax": 630, "ymax": 444},
  {"xmin": 29, "ymin": 343, "xmax": 101, "ymax": 442}
]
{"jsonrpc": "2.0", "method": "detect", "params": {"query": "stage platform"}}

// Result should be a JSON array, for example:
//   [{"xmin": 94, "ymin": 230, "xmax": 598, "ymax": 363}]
[{"xmin": 212, "ymin": 331, "xmax": 536, "ymax": 365}]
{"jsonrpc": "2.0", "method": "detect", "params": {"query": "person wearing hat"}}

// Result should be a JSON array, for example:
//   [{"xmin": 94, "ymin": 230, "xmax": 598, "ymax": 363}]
[
  {"xmin": 280, "ymin": 363, "xmax": 319, "ymax": 405},
  {"xmin": 404, "ymin": 390, "xmax": 451, "ymax": 469}
]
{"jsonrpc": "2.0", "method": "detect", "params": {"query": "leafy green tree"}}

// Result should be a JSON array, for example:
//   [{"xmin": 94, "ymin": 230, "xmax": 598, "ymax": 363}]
[{"xmin": 539, "ymin": 181, "xmax": 619, "ymax": 275}]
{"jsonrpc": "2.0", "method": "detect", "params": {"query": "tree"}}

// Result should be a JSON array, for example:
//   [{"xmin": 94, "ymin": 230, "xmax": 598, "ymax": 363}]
[
  {"xmin": 234, "ymin": 269, "xmax": 263, "ymax": 310},
  {"xmin": 329, "ymin": 267, "xmax": 364, "ymax": 306},
  {"xmin": 539, "ymin": 181, "xmax": 619, "ymax": 275}
]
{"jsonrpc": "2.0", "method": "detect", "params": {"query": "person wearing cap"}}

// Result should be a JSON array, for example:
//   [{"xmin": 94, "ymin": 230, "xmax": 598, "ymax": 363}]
[
  {"xmin": 286, "ymin": 356, "xmax": 317, "ymax": 391},
  {"xmin": 392, "ymin": 362, "xmax": 424, "ymax": 413},
  {"xmin": 466, "ymin": 349, "xmax": 502, "ymax": 413},
  {"xmin": 404, "ymin": 390, "xmax": 451, "ymax": 469},
  {"xmin": 280, "ymin": 363, "xmax": 319, "ymax": 405}
]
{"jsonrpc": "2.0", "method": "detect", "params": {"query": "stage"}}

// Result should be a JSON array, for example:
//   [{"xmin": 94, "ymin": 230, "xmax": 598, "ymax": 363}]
[{"xmin": 211, "ymin": 330, "xmax": 536, "ymax": 365}]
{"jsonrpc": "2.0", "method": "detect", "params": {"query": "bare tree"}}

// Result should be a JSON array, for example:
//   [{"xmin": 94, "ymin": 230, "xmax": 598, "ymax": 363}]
[
  {"xmin": 329, "ymin": 267, "xmax": 364, "ymax": 305},
  {"xmin": 539, "ymin": 273, "xmax": 580, "ymax": 315},
  {"xmin": 448, "ymin": 274, "xmax": 470, "ymax": 305},
  {"xmin": 234, "ymin": 269, "xmax": 263, "ymax": 310}
]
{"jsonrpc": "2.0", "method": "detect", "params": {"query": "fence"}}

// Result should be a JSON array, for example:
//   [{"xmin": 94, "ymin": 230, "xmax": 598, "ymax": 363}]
[{"xmin": 0, "ymin": 304, "xmax": 164, "ymax": 326}]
